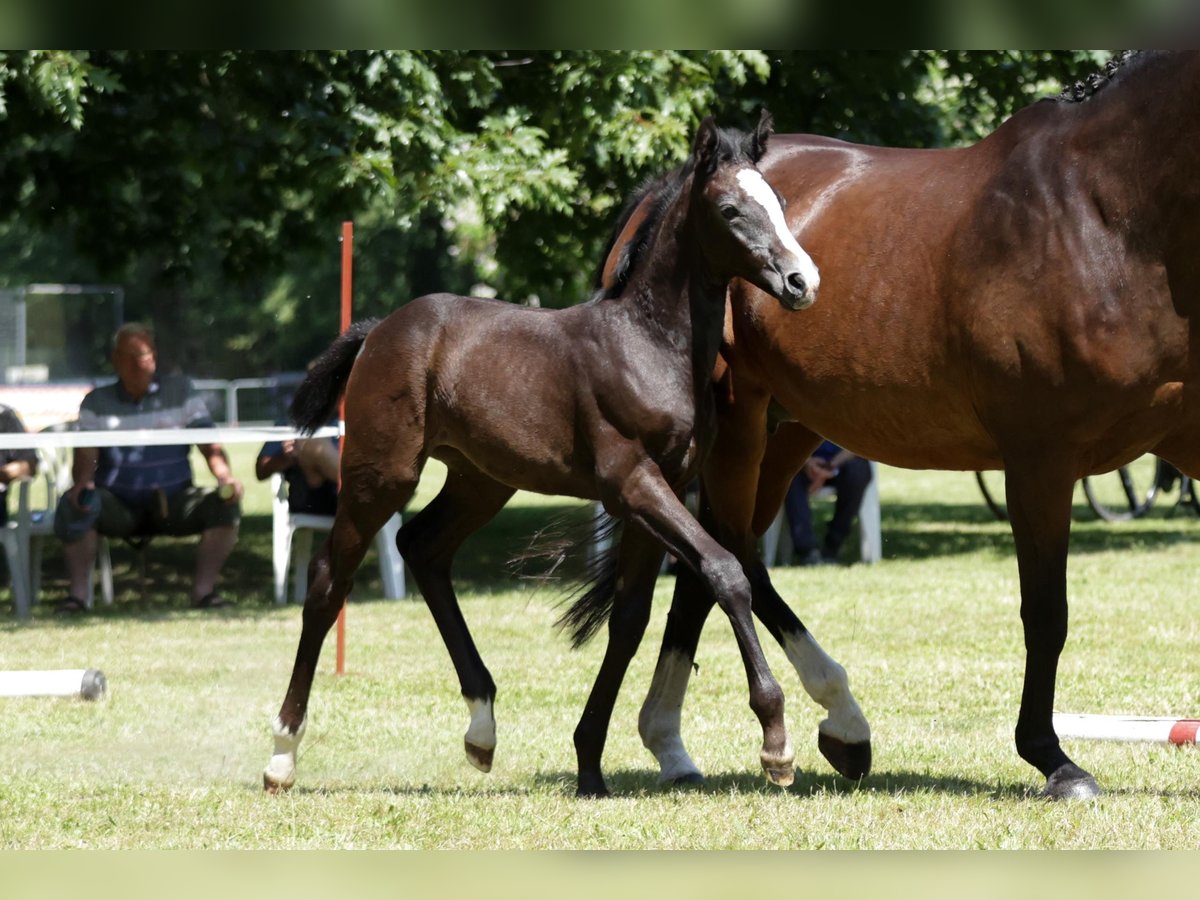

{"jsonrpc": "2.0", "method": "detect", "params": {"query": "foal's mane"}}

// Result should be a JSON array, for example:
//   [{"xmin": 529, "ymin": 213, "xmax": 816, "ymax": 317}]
[{"xmin": 589, "ymin": 122, "xmax": 758, "ymax": 303}]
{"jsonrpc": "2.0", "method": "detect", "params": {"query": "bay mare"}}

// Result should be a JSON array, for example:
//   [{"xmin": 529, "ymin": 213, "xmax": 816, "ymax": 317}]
[
  {"xmin": 262, "ymin": 113, "xmax": 822, "ymax": 797},
  {"xmin": 598, "ymin": 51, "xmax": 1200, "ymax": 800}
]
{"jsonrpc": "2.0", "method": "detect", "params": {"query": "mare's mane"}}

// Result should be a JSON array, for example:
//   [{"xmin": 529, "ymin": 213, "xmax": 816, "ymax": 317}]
[
  {"xmin": 1055, "ymin": 50, "xmax": 1151, "ymax": 102},
  {"xmin": 589, "ymin": 123, "xmax": 760, "ymax": 303}
]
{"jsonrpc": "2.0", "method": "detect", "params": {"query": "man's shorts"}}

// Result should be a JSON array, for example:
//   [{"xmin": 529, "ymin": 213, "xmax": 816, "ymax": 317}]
[{"xmin": 95, "ymin": 485, "xmax": 241, "ymax": 538}]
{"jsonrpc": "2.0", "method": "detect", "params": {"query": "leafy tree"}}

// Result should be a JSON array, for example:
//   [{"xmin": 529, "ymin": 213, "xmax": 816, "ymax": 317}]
[{"xmin": 0, "ymin": 50, "xmax": 1110, "ymax": 377}]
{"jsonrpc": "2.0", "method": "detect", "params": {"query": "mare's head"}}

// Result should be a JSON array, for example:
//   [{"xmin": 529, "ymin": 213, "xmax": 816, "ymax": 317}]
[{"xmin": 687, "ymin": 110, "xmax": 819, "ymax": 310}]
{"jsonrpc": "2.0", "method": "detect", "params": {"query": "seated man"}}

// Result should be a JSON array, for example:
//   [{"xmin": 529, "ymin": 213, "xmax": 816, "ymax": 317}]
[
  {"xmin": 0, "ymin": 403, "xmax": 38, "ymax": 528},
  {"xmin": 56, "ymin": 322, "xmax": 243, "ymax": 613},
  {"xmin": 784, "ymin": 440, "xmax": 873, "ymax": 566},
  {"xmin": 255, "ymin": 430, "xmax": 338, "ymax": 517}
]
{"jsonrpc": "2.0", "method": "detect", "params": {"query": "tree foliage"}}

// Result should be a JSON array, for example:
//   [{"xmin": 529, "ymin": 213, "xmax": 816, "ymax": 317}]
[{"xmin": 0, "ymin": 50, "xmax": 1103, "ymax": 376}]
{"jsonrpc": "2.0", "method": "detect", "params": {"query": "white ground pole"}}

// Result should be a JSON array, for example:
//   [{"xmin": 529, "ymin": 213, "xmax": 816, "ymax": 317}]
[
  {"xmin": 1053, "ymin": 713, "xmax": 1200, "ymax": 744},
  {"xmin": 0, "ymin": 669, "xmax": 106, "ymax": 700}
]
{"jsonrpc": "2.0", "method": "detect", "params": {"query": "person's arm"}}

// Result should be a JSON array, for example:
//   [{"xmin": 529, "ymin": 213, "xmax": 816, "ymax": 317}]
[
  {"xmin": 828, "ymin": 449, "xmax": 859, "ymax": 469},
  {"xmin": 66, "ymin": 447, "xmax": 99, "ymax": 506},
  {"xmin": 198, "ymin": 442, "xmax": 244, "ymax": 501},
  {"xmin": 0, "ymin": 407, "xmax": 37, "ymax": 483},
  {"xmin": 0, "ymin": 456, "xmax": 34, "ymax": 485},
  {"xmin": 255, "ymin": 440, "xmax": 296, "ymax": 481}
]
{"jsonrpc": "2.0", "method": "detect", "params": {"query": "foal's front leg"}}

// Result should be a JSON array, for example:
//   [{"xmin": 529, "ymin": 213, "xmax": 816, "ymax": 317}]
[
  {"xmin": 573, "ymin": 524, "xmax": 666, "ymax": 797},
  {"xmin": 604, "ymin": 462, "xmax": 794, "ymax": 786}
]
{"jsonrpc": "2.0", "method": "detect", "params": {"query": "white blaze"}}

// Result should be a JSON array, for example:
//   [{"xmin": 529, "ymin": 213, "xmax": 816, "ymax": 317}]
[{"xmin": 735, "ymin": 168, "xmax": 820, "ymax": 292}]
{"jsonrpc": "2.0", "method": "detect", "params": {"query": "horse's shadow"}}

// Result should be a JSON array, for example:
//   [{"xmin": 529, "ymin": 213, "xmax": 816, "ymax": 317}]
[{"xmin": 259, "ymin": 765, "xmax": 1200, "ymax": 801}]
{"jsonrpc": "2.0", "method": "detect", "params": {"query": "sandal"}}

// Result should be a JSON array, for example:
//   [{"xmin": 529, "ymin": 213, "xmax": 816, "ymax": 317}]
[
  {"xmin": 54, "ymin": 596, "xmax": 89, "ymax": 615},
  {"xmin": 192, "ymin": 592, "xmax": 233, "ymax": 609}
]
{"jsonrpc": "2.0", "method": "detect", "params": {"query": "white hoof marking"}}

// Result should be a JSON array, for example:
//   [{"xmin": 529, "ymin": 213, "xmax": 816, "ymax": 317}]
[{"xmin": 264, "ymin": 715, "xmax": 306, "ymax": 791}]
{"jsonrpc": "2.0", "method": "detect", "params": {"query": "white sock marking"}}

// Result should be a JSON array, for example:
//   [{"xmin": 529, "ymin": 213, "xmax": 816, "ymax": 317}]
[
  {"xmin": 782, "ymin": 631, "xmax": 870, "ymax": 744},
  {"xmin": 639, "ymin": 650, "xmax": 702, "ymax": 782},
  {"xmin": 263, "ymin": 715, "xmax": 306, "ymax": 790},
  {"xmin": 464, "ymin": 697, "xmax": 496, "ymax": 751}
]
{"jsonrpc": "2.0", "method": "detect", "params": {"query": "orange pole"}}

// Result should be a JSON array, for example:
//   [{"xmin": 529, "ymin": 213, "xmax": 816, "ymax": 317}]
[{"xmin": 336, "ymin": 221, "xmax": 353, "ymax": 675}]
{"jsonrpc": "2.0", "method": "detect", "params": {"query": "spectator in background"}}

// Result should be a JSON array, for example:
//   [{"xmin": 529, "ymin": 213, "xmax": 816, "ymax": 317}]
[
  {"xmin": 785, "ymin": 440, "xmax": 873, "ymax": 566},
  {"xmin": 256, "ymin": 431, "xmax": 339, "ymax": 516},
  {"xmin": 55, "ymin": 322, "xmax": 243, "ymax": 614},
  {"xmin": 0, "ymin": 404, "xmax": 37, "ymax": 526}
]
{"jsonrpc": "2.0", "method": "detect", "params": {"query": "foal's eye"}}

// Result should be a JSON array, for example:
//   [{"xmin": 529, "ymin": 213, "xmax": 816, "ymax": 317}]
[{"xmin": 720, "ymin": 205, "xmax": 739, "ymax": 220}]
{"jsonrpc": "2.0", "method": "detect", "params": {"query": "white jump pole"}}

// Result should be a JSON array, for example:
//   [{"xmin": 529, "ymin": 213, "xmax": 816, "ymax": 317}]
[
  {"xmin": 1054, "ymin": 712, "xmax": 1200, "ymax": 745},
  {"xmin": 0, "ymin": 669, "xmax": 106, "ymax": 700}
]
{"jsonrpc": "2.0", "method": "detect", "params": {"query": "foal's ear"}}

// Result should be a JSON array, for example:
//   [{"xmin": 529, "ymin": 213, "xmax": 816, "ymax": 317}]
[
  {"xmin": 747, "ymin": 108, "xmax": 774, "ymax": 163},
  {"xmin": 693, "ymin": 116, "xmax": 720, "ymax": 174}
]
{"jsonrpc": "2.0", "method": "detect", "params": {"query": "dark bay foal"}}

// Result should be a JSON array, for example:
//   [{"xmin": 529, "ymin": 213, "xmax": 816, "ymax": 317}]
[{"xmin": 263, "ymin": 111, "xmax": 818, "ymax": 796}]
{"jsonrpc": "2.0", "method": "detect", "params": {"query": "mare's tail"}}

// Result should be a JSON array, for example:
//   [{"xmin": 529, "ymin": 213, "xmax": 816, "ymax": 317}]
[{"xmin": 290, "ymin": 318, "xmax": 380, "ymax": 434}]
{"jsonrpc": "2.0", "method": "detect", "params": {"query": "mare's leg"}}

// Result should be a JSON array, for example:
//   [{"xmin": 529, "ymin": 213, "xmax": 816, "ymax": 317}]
[
  {"xmin": 395, "ymin": 459, "xmax": 516, "ymax": 773},
  {"xmin": 573, "ymin": 525, "xmax": 665, "ymax": 798},
  {"xmin": 1005, "ymin": 458, "xmax": 1099, "ymax": 799},
  {"xmin": 603, "ymin": 458, "xmax": 793, "ymax": 786},
  {"xmin": 264, "ymin": 482, "xmax": 411, "ymax": 792}
]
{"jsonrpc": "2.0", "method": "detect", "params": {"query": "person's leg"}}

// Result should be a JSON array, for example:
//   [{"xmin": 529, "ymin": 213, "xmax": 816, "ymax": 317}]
[
  {"xmin": 823, "ymin": 457, "xmax": 873, "ymax": 559},
  {"xmin": 192, "ymin": 524, "xmax": 238, "ymax": 604},
  {"xmin": 63, "ymin": 529, "xmax": 98, "ymax": 602},
  {"xmin": 783, "ymin": 474, "xmax": 819, "ymax": 558},
  {"xmin": 168, "ymin": 487, "xmax": 241, "ymax": 606},
  {"xmin": 62, "ymin": 488, "xmax": 138, "ymax": 609}
]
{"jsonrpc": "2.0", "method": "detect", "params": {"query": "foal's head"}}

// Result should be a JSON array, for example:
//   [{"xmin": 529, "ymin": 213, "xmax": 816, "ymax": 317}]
[{"xmin": 688, "ymin": 111, "xmax": 819, "ymax": 310}]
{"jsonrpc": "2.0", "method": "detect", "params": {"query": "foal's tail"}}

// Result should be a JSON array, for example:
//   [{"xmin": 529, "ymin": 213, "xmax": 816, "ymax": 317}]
[
  {"xmin": 290, "ymin": 318, "xmax": 380, "ymax": 434},
  {"xmin": 553, "ymin": 514, "xmax": 623, "ymax": 649}
]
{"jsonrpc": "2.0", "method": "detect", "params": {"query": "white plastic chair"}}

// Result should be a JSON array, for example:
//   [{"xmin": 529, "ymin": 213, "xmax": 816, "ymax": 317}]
[
  {"xmin": 271, "ymin": 472, "xmax": 405, "ymax": 605},
  {"xmin": 2, "ymin": 479, "xmax": 35, "ymax": 617},
  {"xmin": 760, "ymin": 461, "xmax": 881, "ymax": 566},
  {"xmin": 4, "ymin": 442, "xmax": 67, "ymax": 616}
]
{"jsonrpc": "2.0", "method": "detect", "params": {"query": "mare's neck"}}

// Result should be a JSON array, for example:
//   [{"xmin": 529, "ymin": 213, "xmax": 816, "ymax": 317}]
[{"xmin": 1070, "ymin": 53, "xmax": 1200, "ymax": 254}]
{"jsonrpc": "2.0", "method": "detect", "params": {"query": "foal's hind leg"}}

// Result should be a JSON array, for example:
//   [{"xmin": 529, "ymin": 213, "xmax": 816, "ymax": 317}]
[
  {"xmin": 395, "ymin": 460, "xmax": 516, "ymax": 773},
  {"xmin": 264, "ymin": 485, "xmax": 411, "ymax": 792},
  {"xmin": 573, "ymin": 525, "xmax": 665, "ymax": 798}
]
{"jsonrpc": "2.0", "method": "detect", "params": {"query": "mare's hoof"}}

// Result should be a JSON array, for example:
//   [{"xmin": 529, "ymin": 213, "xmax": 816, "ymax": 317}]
[
  {"xmin": 667, "ymin": 771, "xmax": 705, "ymax": 788},
  {"xmin": 818, "ymin": 732, "xmax": 872, "ymax": 780},
  {"xmin": 1042, "ymin": 762, "xmax": 1101, "ymax": 800},
  {"xmin": 465, "ymin": 740, "xmax": 494, "ymax": 773}
]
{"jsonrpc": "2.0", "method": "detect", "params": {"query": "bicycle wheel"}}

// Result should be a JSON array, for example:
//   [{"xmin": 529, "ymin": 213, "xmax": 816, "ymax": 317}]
[
  {"xmin": 1082, "ymin": 454, "xmax": 1160, "ymax": 521},
  {"xmin": 975, "ymin": 470, "xmax": 1007, "ymax": 521},
  {"xmin": 1184, "ymin": 476, "xmax": 1200, "ymax": 516}
]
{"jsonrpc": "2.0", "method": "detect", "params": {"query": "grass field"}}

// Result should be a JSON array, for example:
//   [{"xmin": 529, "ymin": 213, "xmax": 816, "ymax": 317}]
[{"xmin": 2, "ymin": 448, "xmax": 1200, "ymax": 849}]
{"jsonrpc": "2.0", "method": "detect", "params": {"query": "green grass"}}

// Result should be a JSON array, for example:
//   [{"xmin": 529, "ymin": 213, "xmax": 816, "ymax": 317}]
[{"xmin": 3, "ymin": 453, "xmax": 1200, "ymax": 848}]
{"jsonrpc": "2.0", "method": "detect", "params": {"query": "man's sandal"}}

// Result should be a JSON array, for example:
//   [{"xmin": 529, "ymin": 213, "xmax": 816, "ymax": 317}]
[
  {"xmin": 54, "ymin": 596, "xmax": 89, "ymax": 615},
  {"xmin": 192, "ymin": 592, "xmax": 232, "ymax": 609}
]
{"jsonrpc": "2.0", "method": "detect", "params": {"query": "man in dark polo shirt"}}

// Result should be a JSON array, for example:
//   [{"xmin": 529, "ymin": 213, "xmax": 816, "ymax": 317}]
[{"xmin": 56, "ymin": 322, "xmax": 244, "ymax": 613}]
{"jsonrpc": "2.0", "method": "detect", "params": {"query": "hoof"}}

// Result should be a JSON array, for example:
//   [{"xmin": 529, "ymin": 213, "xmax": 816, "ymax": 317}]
[
  {"xmin": 262, "ymin": 771, "xmax": 293, "ymax": 794},
  {"xmin": 1043, "ymin": 762, "xmax": 1101, "ymax": 800},
  {"xmin": 576, "ymin": 775, "xmax": 610, "ymax": 799},
  {"xmin": 763, "ymin": 764, "xmax": 795, "ymax": 788},
  {"xmin": 818, "ymin": 732, "xmax": 872, "ymax": 780},
  {"xmin": 667, "ymin": 771, "xmax": 705, "ymax": 788},
  {"xmin": 465, "ymin": 740, "xmax": 494, "ymax": 773}
]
